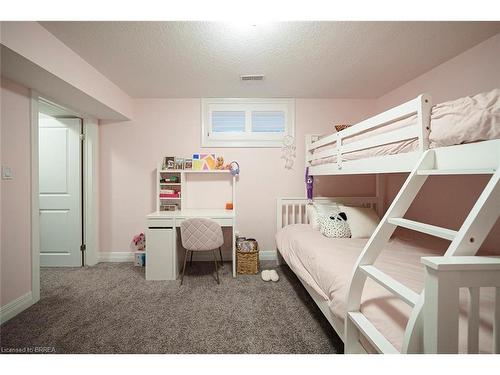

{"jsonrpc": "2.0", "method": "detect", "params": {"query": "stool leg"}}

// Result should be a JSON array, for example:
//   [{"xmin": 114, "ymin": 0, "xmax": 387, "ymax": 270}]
[
  {"xmin": 190, "ymin": 251, "xmax": 194, "ymax": 266},
  {"xmin": 212, "ymin": 250, "xmax": 220, "ymax": 285},
  {"xmin": 180, "ymin": 250, "xmax": 189, "ymax": 285},
  {"xmin": 218, "ymin": 247, "xmax": 224, "ymax": 267}
]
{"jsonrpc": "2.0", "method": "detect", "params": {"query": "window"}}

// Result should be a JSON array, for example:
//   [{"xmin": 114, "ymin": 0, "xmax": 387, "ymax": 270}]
[{"xmin": 201, "ymin": 98, "xmax": 295, "ymax": 147}]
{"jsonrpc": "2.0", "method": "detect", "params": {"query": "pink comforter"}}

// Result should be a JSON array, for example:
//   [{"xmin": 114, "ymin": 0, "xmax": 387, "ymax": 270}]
[{"xmin": 276, "ymin": 224, "xmax": 495, "ymax": 353}]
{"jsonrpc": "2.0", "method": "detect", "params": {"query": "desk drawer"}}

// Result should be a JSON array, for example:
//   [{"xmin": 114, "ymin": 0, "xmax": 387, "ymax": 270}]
[
  {"xmin": 147, "ymin": 218, "xmax": 174, "ymax": 228},
  {"xmin": 175, "ymin": 217, "xmax": 233, "ymax": 227},
  {"xmin": 146, "ymin": 227, "xmax": 175, "ymax": 280}
]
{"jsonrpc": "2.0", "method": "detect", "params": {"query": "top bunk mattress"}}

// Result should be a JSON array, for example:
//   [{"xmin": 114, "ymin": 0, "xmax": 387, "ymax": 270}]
[
  {"xmin": 310, "ymin": 89, "xmax": 500, "ymax": 166},
  {"xmin": 276, "ymin": 224, "xmax": 496, "ymax": 353}
]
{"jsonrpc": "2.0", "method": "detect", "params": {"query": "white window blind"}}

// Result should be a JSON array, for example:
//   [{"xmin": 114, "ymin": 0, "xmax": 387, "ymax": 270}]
[
  {"xmin": 251, "ymin": 111, "xmax": 285, "ymax": 133},
  {"xmin": 212, "ymin": 111, "xmax": 246, "ymax": 133},
  {"xmin": 201, "ymin": 98, "xmax": 295, "ymax": 147}
]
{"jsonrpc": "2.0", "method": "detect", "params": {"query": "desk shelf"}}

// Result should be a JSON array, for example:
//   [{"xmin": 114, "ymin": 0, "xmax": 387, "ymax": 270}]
[
  {"xmin": 153, "ymin": 161, "xmax": 238, "ymax": 277},
  {"xmin": 157, "ymin": 168, "xmax": 183, "ymax": 211}
]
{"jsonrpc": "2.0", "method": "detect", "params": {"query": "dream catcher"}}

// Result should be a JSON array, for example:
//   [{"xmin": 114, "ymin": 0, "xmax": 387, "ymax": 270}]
[{"xmin": 281, "ymin": 135, "xmax": 296, "ymax": 169}]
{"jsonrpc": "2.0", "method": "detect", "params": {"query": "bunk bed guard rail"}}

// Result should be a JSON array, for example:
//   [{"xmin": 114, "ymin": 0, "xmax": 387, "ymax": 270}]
[{"xmin": 306, "ymin": 94, "xmax": 432, "ymax": 175}]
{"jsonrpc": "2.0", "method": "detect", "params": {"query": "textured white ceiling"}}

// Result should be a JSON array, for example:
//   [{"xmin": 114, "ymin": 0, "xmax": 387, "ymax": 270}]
[{"xmin": 40, "ymin": 21, "xmax": 500, "ymax": 98}]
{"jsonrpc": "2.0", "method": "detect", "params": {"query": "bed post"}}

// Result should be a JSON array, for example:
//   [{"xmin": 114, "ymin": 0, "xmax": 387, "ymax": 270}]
[
  {"xmin": 376, "ymin": 175, "xmax": 386, "ymax": 217},
  {"xmin": 276, "ymin": 197, "xmax": 283, "ymax": 233},
  {"xmin": 417, "ymin": 94, "xmax": 432, "ymax": 153}
]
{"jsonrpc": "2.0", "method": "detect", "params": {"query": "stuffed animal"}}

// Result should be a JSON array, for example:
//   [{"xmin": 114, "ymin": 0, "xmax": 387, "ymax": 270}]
[
  {"xmin": 132, "ymin": 233, "xmax": 146, "ymax": 251},
  {"xmin": 305, "ymin": 167, "xmax": 314, "ymax": 200},
  {"xmin": 215, "ymin": 156, "xmax": 225, "ymax": 170}
]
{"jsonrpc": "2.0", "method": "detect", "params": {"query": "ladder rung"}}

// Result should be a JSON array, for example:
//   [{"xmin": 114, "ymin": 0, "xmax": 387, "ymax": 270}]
[
  {"xmin": 360, "ymin": 265, "xmax": 419, "ymax": 306},
  {"xmin": 388, "ymin": 217, "xmax": 457, "ymax": 241},
  {"xmin": 417, "ymin": 168, "xmax": 495, "ymax": 175},
  {"xmin": 348, "ymin": 312, "xmax": 399, "ymax": 354}
]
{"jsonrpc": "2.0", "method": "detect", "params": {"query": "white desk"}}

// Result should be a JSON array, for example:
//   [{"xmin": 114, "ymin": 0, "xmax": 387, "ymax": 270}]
[{"xmin": 145, "ymin": 209, "xmax": 236, "ymax": 280}]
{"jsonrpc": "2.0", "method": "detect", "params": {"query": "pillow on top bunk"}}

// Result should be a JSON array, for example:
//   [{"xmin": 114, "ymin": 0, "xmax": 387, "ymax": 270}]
[{"xmin": 339, "ymin": 205, "xmax": 380, "ymax": 238}]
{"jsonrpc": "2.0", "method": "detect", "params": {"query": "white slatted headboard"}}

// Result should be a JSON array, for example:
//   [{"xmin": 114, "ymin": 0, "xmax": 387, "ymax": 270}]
[{"xmin": 276, "ymin": 196, "xmax": 379, "ymax": 230}]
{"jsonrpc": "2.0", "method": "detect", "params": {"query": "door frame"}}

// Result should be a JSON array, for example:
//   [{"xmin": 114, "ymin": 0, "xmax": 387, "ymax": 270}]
[{"xmin": 30, "ymin": 91, "xmax": 99, "ymax": 303}]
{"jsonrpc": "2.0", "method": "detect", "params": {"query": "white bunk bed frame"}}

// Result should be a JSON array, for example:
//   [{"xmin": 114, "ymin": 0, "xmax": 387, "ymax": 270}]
[
  {"xmin": 278, "ymin": 94, "xmax": 500, "ymax": 354},
  {"xmin": 306, "ymin": 94, "xmax": 431, "ymax": 175}
]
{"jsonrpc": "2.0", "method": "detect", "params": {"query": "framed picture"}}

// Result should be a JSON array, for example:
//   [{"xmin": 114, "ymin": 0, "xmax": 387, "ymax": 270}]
[
  {"xmin": 201, "ymin": 153, "xmax": 216, "ymax": 170},
  {"xmin": 164, "ymin": 156, "xmax": 175, "ymax": 170},
  {"xmin": 174, "ymin": 157, "xmax": 184, "ymax": 170},
  {"xmin": 192, "ymin": 153, "xmax": 216, "ymax": 170},
  {"xmin": 184, "ymin": 158, "xmax": 193, "ymax": 169}
]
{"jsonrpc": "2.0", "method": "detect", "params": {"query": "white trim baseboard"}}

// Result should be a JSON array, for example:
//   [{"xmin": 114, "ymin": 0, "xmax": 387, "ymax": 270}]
[
  {"xmin": 259, "ymin": 250, "xmax": 278, "ymax": 261},
  {"xmin": 98, "ymin": 250, "xmax": 278, "ymax": 263},
  {"xmin": 98, "ymin": 252, "xmax": 134, "ymax": 262},
  {"xmin": 0, "ymin": 292, "xmax": 34, "ymax": 325}
]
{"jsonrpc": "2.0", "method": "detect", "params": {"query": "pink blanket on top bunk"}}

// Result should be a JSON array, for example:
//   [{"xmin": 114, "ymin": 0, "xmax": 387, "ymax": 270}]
[
  {"xmin": 276, "ymin": 224, "xmax": 496, "ymax": 353},
  {"xmin": 310, "ymin": 89, "xmax": 500, "ymax": 166}
]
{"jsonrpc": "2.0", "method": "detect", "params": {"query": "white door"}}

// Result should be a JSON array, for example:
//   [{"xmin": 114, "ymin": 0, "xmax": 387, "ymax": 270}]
[{"xmin": 39, "ymin": 116, "xmax": 82, "ymax": 267}]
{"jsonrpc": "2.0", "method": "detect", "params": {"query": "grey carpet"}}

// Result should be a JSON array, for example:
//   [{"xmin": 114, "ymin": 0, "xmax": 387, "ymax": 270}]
[{"xmin": 0, "ymin": 262, "xmax": 343, "ymax": 354}]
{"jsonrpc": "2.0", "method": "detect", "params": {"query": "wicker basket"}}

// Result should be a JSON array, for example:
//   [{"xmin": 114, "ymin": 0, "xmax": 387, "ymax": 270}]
[{"xmin": 237, "ymin": 249, "xmax": 259, "ymax": 275}]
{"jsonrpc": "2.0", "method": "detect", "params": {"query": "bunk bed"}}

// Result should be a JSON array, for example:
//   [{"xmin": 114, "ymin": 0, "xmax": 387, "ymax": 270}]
[{"xmin": 277, "ymin": 90, "xmax": 500, "ymax": 354}]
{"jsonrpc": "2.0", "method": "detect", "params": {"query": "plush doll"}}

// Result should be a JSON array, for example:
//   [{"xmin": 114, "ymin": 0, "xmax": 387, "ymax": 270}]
[
  {"xmin": 215, "ymin": 156, "xmax": 225, "ymax": 170},
  {"xmin": 305, "ymin": 167, "xmax": 314, "ymax": 200},
  {"xmin": 132, "ymin": 233, "xmax": 146, "ymax": 251}
]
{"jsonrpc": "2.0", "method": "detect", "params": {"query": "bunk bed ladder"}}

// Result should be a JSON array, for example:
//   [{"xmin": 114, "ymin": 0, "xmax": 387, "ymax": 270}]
[
  {"xmin": 344, "ymin": 145, "xmax": 500, "ymax": 354},
  {"xmin": 403, "ymin": 165, "xmax": 500, "ymax": 353}
]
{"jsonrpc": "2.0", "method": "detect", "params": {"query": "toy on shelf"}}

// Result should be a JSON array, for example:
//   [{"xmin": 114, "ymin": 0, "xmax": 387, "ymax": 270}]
[
  {"xmin": 229, "ymin": 161, "xmax": 240, "ymax": 176},
  {"xmin": 215, "ymin": 156, "xmax": 225, "ymax": 170},
  {"xmin": 160, "ymin": 175, "xmax": 179, "ymax": 183}
]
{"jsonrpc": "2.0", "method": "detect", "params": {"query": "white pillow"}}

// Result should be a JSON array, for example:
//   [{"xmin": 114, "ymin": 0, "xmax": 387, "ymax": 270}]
[
  {"xmin": 306, "ymin": 205, "xmax": 320, "ymax": 230},
  {"xmin": 318, "ymin": 212, "xmax": 351, "ymax": 238},
  {"xmin": 339, "ymin": 205, "xmax": 379, "ymax": 238}
]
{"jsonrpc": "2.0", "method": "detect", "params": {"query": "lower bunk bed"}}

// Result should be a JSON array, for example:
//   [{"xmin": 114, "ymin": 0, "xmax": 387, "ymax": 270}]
[{"xmin": 275, "ymin": 197, "xmax": 499, "ymax": 354}]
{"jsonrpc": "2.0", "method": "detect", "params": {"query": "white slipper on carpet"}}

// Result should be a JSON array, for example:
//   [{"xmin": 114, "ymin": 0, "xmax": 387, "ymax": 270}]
[
  {"xmin": 269, "ymin": 269, "xmax": 279, "ymax": 282},
  {"xmin": 261, "ymin": 270, "xmax": 271, "ymax": 282}
]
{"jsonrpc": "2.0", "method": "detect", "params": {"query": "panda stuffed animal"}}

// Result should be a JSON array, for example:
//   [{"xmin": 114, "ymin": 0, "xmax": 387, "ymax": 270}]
[{"xmin": 319, "ymin": 211, "xmax": 351, "ymax": 238}]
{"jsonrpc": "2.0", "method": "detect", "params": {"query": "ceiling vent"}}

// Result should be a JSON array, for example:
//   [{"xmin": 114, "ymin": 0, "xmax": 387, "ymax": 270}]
[{"xmin": 240, "ymin": 74, "xmax": 265, "ymax": 81}]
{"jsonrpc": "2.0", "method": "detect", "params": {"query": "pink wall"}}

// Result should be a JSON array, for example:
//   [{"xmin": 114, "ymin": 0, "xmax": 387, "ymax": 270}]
[
  {"xmin": 99, "ymin": 99, "xmax": 376, "ymax": 254},
  {"xmin": 0, "ymin": 78, "xmax": 32, "ymax": 305},
  {"xmin": 1, "ymin": 22, "xmax": 132, "ymax": 120},
  {"xmin": 99, "ymin": 29, "xmax": 500, "ymax": 255},
  {"xmin": 376, "ymin": 33, "xmax": 500, "ymax": 110},
  {"xmin": 376, "ymin": 33, "xmax": 500, "ymax": 250}
]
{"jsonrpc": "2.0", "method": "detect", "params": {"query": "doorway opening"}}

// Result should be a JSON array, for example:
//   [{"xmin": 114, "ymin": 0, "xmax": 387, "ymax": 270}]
[{"xmin": 30, "ymin": 93, "xmax": 100, "ymax": 303}]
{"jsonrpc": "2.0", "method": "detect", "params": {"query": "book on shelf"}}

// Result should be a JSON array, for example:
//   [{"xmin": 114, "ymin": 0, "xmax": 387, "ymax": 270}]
[
  {"xmin": 160, "ymin": 189, "xmax": 176, "ymax": 194},
  {"xmin": 159, "ymin": 193, "xmax": 180, "ymax": 198}
]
